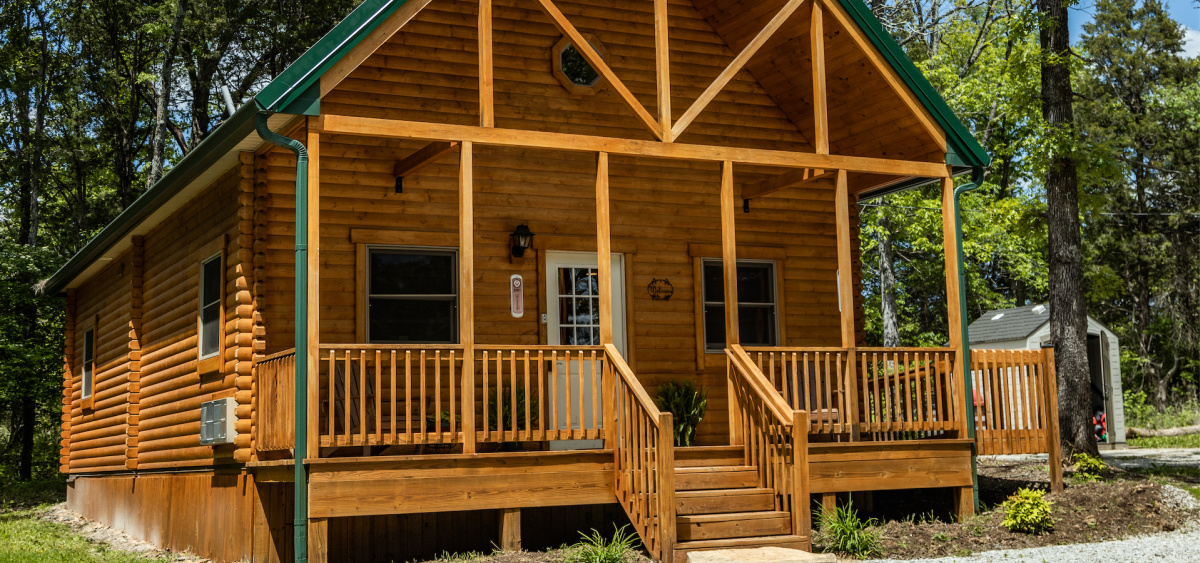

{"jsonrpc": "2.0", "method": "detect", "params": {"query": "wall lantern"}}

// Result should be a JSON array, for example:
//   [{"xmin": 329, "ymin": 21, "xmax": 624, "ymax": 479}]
[{"xmin": 510, "ymin": 224, "xmax": 535, "ymax": 258}]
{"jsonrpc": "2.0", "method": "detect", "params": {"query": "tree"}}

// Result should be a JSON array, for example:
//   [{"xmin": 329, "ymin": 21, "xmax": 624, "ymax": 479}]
[
  {"xmin": 1037, "ymin": 0, "xmax": 1095, "ymax": 457},
  {"xmin": 1077, "ymin": 0, "xmax": 1200, "ymax": 408}
]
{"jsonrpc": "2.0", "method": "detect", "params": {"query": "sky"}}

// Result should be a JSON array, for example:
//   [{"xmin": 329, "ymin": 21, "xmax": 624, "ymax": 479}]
[{"xmin": 1069, "ymin": 0, "xmax": 1200, "ymax": 57}]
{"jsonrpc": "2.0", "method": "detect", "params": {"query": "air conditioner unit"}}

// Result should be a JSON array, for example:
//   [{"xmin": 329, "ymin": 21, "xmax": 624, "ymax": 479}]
[{"xmin": 200, "ymin": 397, "xmax": 237, "ymax": 445}]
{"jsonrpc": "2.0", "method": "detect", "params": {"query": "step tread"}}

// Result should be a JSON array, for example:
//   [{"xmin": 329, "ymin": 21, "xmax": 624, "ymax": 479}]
[
  {"xmin": 674, "ymin": 446, "xmax": 743, "ymax": 453},
  {"xmin": 676, "ymin": 488, "xmax": 773, "ymax": 498},
  {"xmin": 678, "ymin": 511, "xmax": 790, "ymax": 524},
  {"xmin": 674, "ymin": 534, "xmax": 810, "ymax": 550}
]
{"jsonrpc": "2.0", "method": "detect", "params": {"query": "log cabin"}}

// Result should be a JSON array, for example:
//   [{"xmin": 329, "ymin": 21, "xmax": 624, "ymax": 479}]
[{"xmin": 46, "ymin": 0, "xmax": 1064, "ymax": 561}]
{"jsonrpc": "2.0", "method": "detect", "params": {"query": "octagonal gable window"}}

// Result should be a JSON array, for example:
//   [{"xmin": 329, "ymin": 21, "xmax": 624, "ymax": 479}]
[{"xmin": 553, "ymin": 35, "xmax": 608, "ymax": 94}]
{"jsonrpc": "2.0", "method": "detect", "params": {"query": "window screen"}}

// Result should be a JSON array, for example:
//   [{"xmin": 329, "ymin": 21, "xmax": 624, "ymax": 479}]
[
  {"xmin": 82, "ymin": 327, "xmax": 95, "ymax": 400},
  {"xmin": 368, "ymin": 248, "xmax": 458, "ymax": 344},
  {"xmin": 702, "ymin": 260, "xmax": 778, "ymax": 352},
  {"xmin": 199, "ymin": 255, "xmax": 221, "ymax": 359}
]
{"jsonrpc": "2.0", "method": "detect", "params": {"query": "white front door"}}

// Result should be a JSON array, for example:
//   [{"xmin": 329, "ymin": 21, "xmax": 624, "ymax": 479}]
[{"xmin": 545, "ymin": 251, "xmax": 626, "ymax": 448}]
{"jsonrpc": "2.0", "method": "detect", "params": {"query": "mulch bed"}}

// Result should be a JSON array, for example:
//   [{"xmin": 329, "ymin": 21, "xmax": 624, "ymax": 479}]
[{"xmin": 871, "ymin": 459, "xmax": 1200, "ymax": 560}]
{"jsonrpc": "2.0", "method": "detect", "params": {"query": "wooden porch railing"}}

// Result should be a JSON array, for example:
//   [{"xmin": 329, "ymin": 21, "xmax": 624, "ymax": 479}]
[
  {"xmin": 478, "ymin": 346, "xmax": 605, "ymax": 442},
  {"xmin": 746, "ymin": 347, "xmax": 967, "ymax": 440},
  {"xmin": 605, "ymin": 343, "xmax": 675, "ymax": 563},
  {"xmin": 255, "ymin": 349, "xmax": 296, "ymax": 452},
  {"xmin": 727, "ymin": 345, "xmax": 810, "ymax": 542},
  {"xmin": 970, "ymin": 349, "xmax": 1060, "ymax": 455}
]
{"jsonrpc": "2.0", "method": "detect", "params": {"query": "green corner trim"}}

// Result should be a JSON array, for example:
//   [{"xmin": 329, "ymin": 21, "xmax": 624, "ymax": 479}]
[
  {"xmin": 833, "ymin": 0, "xmax": 992, "ymax": 168},
  {"xmin": 257, "ymin": 0, "xmax": 411, "ymax": 114}
]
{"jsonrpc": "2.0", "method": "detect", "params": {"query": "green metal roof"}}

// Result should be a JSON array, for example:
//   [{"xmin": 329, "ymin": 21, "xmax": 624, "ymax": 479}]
[
  {"xmin": 47, "ymin": 0, "xmax": 990, "ymax": 294},
  {"xmin": 834, "ymin": 0, "xmax": 991, "ymax": 168}
]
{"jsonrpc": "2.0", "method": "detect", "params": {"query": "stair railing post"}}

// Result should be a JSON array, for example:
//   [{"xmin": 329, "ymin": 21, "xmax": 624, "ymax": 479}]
[
  {"xmin": 728, "ymin": 356, "xmax": 744, "ymax": 447},
  {"xmin": 657, "ymin": 411, "xmax": 676, "ymax": 563},
  {"xmin": 791, "ymin": 410, "xmax": 811, "ymax": 544}
]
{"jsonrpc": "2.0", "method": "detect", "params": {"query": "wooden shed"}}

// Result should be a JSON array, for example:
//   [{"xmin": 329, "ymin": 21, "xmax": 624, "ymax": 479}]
[{"xmin": 45, "ymin": 0, "xmax": 1060, "ymax": 561}]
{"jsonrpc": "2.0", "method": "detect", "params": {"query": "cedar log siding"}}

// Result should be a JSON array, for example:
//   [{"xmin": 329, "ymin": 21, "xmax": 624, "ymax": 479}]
[
  {"xmin": 124, "ymin": 165, "xmax": 246, "ymax": 469},
  {"xmin": 66, "ymin": 255, "xmax": 133, "ymax": 472}
]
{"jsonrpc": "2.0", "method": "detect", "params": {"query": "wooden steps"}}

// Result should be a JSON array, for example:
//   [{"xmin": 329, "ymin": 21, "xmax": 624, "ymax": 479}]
[{"xmin": 669, "ymin": 447, "xmax": 810, "ymax": 562}]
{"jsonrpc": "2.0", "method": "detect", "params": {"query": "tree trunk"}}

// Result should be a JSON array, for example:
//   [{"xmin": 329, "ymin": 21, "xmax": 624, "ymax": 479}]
[
  {"xmin": 879, "ymin": 213, "xmax": 900, "ymax": 347},
  {"xmin": 145, "ymin": 0, "xmax": 187, "ymax": 189},
  {"xmin": 1039, "ymin": 0, "xmax": 1097, "ymax": 458}
]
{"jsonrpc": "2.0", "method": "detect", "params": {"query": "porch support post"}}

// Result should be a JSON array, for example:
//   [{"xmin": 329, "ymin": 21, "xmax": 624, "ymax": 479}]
[
  {"xmin": 942, "ymin": 167, "xmax": 984, "ymax": 511},
  {"xmin": 596, "ymin": 152, "xmax": 613, "ymax": 345},
  {"xmin": 306, "ymin": 122, "xmax": 321, "ymax": 460},
  {"xmin": 833, "ymin": 169, "xmax": 860, "ymax": 440},
  {"xmin": 719, "ymin": 161, "xmax": 743, "ymax": 446},
  {"xmin": 596, "ymin": 152, "xmax": 616, "ymax": 449},
  {"xmin": 460, "ymin": 142, "xmax": 477, "ymax": 454}
]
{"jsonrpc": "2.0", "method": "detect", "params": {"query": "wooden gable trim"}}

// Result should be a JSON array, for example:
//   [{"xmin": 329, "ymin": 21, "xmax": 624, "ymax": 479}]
[
  {"xmin": 672, "ymin": 0, "xmax": 807, "ymax": 140},
  {"xmin": 818, "ymin": 0, "xmax": 946, "ymax": 151},
  {"xmin": 318, "ymin": 0, "xmax": 435, "ymax": 97}
]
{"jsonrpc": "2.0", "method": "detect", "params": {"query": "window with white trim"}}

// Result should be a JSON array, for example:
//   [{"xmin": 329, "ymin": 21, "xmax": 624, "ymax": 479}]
[
  {"xmin": 199, "ymin": 254, "xmax": 222, "ymax": 359},
  {"xmin": 367, "ymin": 247, "xmax": 459, "ymax": 344},
  {"xmin": 82, "ymin": 327, "xmax": 95, "ymax": 401},
  {"xmin": 701, "ymin": 259, "xmax": 779, "ymax": 352}
]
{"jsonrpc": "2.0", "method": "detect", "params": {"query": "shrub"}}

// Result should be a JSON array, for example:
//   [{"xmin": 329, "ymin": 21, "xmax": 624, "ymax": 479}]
[
  {"xmin": 815, "ymin": 502, "xmax": 882, "ymax": 559},
  {"xmin": 1073, "ymin": 453, "xmax": 1106, "ymax": 481},
  {"xmin": 567, "ymin": 525, "xmax": 640, "ymax": 563},
  {"xmin": 655, "ymin": 380, "xmax": 707, "ymax": 447},
  {"xmin": 1001, "ymin": 488, "xmax": 1054, "ymax": 534}
]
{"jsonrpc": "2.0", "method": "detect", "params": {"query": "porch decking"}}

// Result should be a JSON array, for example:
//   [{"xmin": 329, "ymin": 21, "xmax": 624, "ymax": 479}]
[{"xmin": 249, "ymin": 342, "xmax": 1060, "ymax": 561}]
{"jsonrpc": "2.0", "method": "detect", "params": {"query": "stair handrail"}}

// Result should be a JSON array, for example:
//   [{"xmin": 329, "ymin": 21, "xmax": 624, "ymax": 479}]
[
  {"xmin": 604, "ymin": 343, "xmax": 676, "ymax": 563},
  {"xmin": 726, "ymin": 345, "xmax": 812, "ymax": 546}
]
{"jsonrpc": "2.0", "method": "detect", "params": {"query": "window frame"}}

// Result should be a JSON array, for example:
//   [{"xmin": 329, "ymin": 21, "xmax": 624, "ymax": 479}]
[
  {"xmin": 700, "ymin": 258, "xmax": 781, "ymax": 353},
  {"xmin": 81, "ymin": 325, "xmax": 95, "ymax": 409},
  {"xmin": 197, "ymin": 240, "xmax": 226, "ymax": 376},
  {"xmin": 551, "ymin": 34, "xmax": 609, "ymax": 95},
  {"xmin": 364, "ymin": 245, "xmax": 460, "ymax": 345}
]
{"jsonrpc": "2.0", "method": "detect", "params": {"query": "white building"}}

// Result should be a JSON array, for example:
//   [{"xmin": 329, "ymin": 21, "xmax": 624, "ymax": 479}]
[{"xmin": 968, "ymin": 304, "xmax": 1126, "ymax": 449}]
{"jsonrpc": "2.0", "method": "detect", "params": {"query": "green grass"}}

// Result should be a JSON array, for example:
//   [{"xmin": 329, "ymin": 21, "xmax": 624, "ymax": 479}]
[
  {"xmin": 1129, "ymin": 434, "xmax": 1200, "ymax": 449},
  {"xmin": 0, "ymin": 508, "xmax": 169, "ymax": 563}
]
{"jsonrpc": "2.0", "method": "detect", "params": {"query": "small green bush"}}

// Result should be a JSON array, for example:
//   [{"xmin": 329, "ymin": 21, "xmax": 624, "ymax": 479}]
[
  {"xmin": 567, "ymin": 525, "xmax": 640, "ymax": 563},
  {"xmin": 486, "ymin": 385, "xmax": 538, "ymax": 431},
  {"xmin": 1001, "ymin": 488, "xmax": 1054, "ymax": 534},
  {"xmin": 815, "ymin": 502, "xmax": 882, "ymax": 559},
  {"xmin": 655, "ymin": 380, "xmax": 707, "ymax": 447},
  {"xmin": 1073, "ymin": 453, "xmax": 1106, "ymax": 481}
]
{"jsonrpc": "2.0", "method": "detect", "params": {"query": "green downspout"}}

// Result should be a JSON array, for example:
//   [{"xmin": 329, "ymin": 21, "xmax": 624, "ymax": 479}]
[
  {"xmin": 952, "ymin": 166, "xmax": 984, "ymax": 511},
  {"xmin": 255, "ymin": 112, "xmax": 310, "ymax": 563}
]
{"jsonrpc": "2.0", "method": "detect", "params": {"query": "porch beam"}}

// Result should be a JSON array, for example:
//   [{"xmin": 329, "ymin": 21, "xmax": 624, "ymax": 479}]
[
  {"xmin": 596, "ymin": 152, "xmax": 613, "ymax": 345},
  {"xmin": 741, "ymin": 168, "xmax": 834, "ymax": 200},
  {"xmin": 317, "ymin": 115, "xmax": 951, "ymax": 178},
  {"xmin": 460, "ymin": 142, "xmax": 477, "ymax": 454},
  {"xmin": 672, "ymin": 0, "xmax": 806, "ymax": 139},
  {"xmin": 394, "ymin": 141, "xmax": 458, "ymax": 178},
  {"xmin": 810, "ymin": 0, "xmax": 828, "ymax": 154},
  {"xmin": 654, "ymin": 0, "xmax": 672, "ymax": 142},
  {"xmin": 479, "ymin": 0, "xmax": 494, "ymax": 127},
  {"xmin": 533, "ymin": 0, "xmax": 663, "ymax": 139}
]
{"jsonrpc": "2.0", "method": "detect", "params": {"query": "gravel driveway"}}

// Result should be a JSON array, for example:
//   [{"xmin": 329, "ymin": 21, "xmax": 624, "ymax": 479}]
[{"xmin": 863, "ymin": 526, "xmax": 1200, "ymax": 562}]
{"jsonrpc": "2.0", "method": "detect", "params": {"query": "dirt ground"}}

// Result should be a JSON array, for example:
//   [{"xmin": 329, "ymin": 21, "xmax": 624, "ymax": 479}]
[{"xmin": 867, "ymin": 458, "xmax": 1200, "ymax": 560}]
